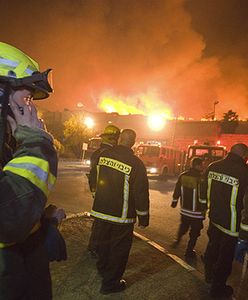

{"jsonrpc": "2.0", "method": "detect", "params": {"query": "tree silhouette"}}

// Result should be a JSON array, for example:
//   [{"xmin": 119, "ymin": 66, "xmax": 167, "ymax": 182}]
[
  {"xmin": 63, "ymin": 114, "xmax": 96, "ymax": 158},
  {"xmin": 220, "ymin": 110, "xmax": 239, "ymax": 133}
]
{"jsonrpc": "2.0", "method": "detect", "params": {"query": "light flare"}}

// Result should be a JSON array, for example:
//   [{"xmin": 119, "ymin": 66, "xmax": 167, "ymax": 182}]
[{"xmin": 148, "ymin": 114, "xmax": 166, "ymax": 131}]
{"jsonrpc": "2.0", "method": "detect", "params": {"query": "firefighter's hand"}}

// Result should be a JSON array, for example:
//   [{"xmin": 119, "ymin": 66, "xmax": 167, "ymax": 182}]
[
  {"xmin": 234, "ymin": 239, "xmax": 248, "ymax": 263},
  {"xmin": 53, "ymin": 208, "xmax": 66, "ymax": 224},
  {"xmin": 171, "ymin": 201, "xmax": 178, "ymax": 208},
  {"xmin": 45, "ymin": 205, "xmax": 66, "ymax": 224},
  {"xmin": 7, "ymin": 90, "xmax": 44, "ymax": 133}
]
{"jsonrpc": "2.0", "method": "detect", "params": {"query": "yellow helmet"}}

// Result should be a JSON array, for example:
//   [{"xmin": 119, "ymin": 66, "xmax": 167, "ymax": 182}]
[
  {"xmin": 0, "ymin": 42, "xmax": 53, "ymax": 99},
  {"xmin": 100, "ymin": 125, "xmax": 120, "ymax": 144},
  {"xmin": 100, "ymin": 125, "xmax": 120, "ymax": 137}
]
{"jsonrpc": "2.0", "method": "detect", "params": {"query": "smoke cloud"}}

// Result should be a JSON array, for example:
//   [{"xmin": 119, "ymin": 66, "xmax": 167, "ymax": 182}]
[{"xmin": 1, "ymin": 0, "xmax": 248, "ymax": 118}]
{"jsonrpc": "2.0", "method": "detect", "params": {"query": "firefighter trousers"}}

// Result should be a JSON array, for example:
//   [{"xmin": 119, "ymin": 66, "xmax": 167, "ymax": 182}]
[
  {"xmin": 204, "ymin": 223, "xmax": 237, "ymax": 288},
  {"xmin": 177, "ymin": 215, "xmax": 204, "ymax": 253},
  {"xmin": 94, "ymin": 219, "xmax": 134, "ymax": 289},
  {"xmin": 0, "ymin": 228, "xmax": 52, "ymax": 300}
]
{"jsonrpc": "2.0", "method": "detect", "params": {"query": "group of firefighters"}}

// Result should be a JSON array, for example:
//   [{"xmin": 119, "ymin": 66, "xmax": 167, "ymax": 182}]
[{"xmin": 0, "ymin": 41, "xmax": 248, "ymax": 299}]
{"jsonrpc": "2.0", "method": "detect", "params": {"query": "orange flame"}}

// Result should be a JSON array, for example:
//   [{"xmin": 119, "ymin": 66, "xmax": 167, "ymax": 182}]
[{"xmin": 98, "ymin": 90, "xmax": 173, "ymax": 119}]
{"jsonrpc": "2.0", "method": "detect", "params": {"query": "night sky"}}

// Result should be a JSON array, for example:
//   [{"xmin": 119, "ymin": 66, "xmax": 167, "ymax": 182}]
[{"xmin": 1, "ymin": 0, "xmax": 248, "ymax": 119}]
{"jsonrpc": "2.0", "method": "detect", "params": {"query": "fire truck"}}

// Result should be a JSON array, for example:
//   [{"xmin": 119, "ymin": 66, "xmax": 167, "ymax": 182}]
[
  {"xmin": 184, "ymin": 142, "xmax": 227, "ymax": 171},
  {"xmin": 135, "ymin": 142, "xmax": 185, "ymax": 179}
]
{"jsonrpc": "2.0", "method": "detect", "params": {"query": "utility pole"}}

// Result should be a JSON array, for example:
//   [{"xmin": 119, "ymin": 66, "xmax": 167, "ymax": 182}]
[{"xmin": 212, "ymin": 100, "xmax": 219, "ymax": 120}]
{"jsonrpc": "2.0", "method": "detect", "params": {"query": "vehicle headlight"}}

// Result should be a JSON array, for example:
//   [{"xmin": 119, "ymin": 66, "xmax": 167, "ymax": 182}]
[{"xmin": 150, "ymin": 167, "xmax": 158, "ymax": 174}]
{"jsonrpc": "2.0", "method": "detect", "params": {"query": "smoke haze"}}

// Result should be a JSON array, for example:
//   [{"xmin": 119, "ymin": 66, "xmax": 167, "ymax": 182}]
[{"xmin": 1, "ymin": 0, "xmax": 248, "ymax": 118}]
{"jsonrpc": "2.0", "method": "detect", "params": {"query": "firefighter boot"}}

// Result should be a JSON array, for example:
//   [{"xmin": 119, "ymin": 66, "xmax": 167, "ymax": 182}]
[
  {"xmin": 185, "ymin": 238, "xmax": 197, "ymax": 261},
  {"xmin": 100, "ymin": 279, "xmax": 126, "ymax": 295}
]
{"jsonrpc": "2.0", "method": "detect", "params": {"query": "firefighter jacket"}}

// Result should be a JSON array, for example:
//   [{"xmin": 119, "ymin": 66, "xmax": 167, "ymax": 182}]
[
  {"xmin": 202, "ymin": 152, "xmax": 248, "ymax": 237},
  {"xmin": 90, "ymin": 145, "xmax": 149, "ymax": 226},
  {"xmin": 172, "ymin": 168, "xmax": 206, "ymax": 219},
  {"xmin": 0, "ymin": 125, "xmax": 57, "ymax": 246},
  {"xmin": 88, "ymin": 142, "xmax": 112, "ymax": 193}
]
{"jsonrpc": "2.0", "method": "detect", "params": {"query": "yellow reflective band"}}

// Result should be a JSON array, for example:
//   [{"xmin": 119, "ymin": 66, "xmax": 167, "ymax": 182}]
[
  {"xmin": 91, "ymin": 210, "xmax": 136, "ymax": 224},
  {"xmin": 230, "ymin": 185, "xmax": 238, "ymax": 232},
  {"xmin": 136, "ymin": 210, "xmax": 149, "ymax": 216},
  {"xmin": 212, "ymin": 222, "xmax": 239, "ymax": 237},
  {"xmin": 199, "ymin": 198, "xmax": 207, "ymax": 204},
  {"xmin": 208, "ymin": 171, "xmax": 239, "ymax": 187},
  {"xmin": 207, "ymin": 177, "xmax": 212, "ymax": 209},
  {"xmin": 3, "ymin": 156, "xmax": 56, "ymax": 197},
  {"xmin": 0, "ymin": 242, "xmax": 15, "ymax": 249},
  {"xmin": 241, "ymin": 223, "xmax": 248, "ymax": 232},
  {"xmin": 98, "ymin": 157, "xmax": 132, "ymax": 175},
  {"xmin": 122, "ymin": 174, "xmax": 130, "ymax": 218}
]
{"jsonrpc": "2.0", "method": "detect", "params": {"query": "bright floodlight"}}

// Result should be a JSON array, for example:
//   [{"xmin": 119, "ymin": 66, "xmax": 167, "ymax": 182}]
[
  {"xmin": 84, "ymin": 117, "xmax": 95, "ymax": 129},
  {"xmin": 148, "ymin": 115, "xmax": 166, "ymax": 131}
]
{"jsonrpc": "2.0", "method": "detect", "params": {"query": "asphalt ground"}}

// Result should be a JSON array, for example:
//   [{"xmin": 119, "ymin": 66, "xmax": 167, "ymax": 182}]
[{"xmin": 50, "ymin": 215, "xmax": 236, "ymax": 300}]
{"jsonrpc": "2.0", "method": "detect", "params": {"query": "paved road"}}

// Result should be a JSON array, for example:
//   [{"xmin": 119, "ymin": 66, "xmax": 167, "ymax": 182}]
[{"xmin": 49, "ymin": 160, "xmax": 244, "ymax": 290}]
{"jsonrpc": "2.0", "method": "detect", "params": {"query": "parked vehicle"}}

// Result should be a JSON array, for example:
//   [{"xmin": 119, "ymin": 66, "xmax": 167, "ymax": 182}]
[
  {"xmin": 184, "ymin": 143, "xmax": 227, "ymax": 171},
  {"xmin": 135, "ymin": 142, "xmax": 185, "ymax": 179}
]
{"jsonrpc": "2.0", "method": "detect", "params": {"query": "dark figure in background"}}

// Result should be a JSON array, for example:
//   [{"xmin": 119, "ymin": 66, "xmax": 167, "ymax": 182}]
[
  {"xmin": 171, "ymin": 157, "xmax": 206, "ymax": 261},
  {"xmin": 87, "ymin": 125, "xmax": 120, "ymax": 257},
  {"xmin": 90, "ymin": 129, "xmax": 150, "ymax": 294},
  {"xmin": 203, "ymin": 143, "xmax": 248, "ymax": 298},
  {"xmin": 0, "ymin": 42, "xmax": 57, "ymax": 300}
]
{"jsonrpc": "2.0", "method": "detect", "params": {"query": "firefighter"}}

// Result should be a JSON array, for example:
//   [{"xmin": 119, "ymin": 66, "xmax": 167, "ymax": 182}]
[
  {"xmin": 90, "ymin": 129, "xmax": 149, "ymax": 294},
  {"xmin": 0, "ymin": 42, "xmax": 57, "ymax": 299},
  {"xmin": 171, "ymin": 157, "xmax": 206, "ymax": 261},
  {"xmin": 202, "ymin": 143, "xmax": 248, "ymax": 298},
  {"xmin": 87, "ymin": 124, "xmax": 120, "ymax": 257}
]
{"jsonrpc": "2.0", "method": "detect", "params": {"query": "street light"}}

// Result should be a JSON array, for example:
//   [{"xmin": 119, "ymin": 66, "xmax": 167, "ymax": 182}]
[
  {"xmin": 147, "ymin": 114, "xmax": 166, "ymax": 131},
  {"xmin": 84, "ymin": 116, "xmax": 95, "ymax": 129}
]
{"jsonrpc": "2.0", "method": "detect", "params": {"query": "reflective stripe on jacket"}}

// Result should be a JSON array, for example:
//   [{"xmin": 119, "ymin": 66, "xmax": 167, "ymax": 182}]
[
  {"xmin": 203, "ymin": 153, "xmax": 248, "ymax": 237},
  {"xmin": 173, "ymin": 168, "xmax": 206, "ymax": 219},
  {"xmin": 3, "ymin": 156, "xmax": 56, "ymax": 197},
  {"xmin": 91, "ymin": 145, "xmax": 149, "ymax": 225}
]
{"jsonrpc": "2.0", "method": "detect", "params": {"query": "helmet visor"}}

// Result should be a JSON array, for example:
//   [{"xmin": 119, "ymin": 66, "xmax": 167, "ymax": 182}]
[{"xmin": 6, "ymin": 69, "xmax": 53, "ymax": 100}]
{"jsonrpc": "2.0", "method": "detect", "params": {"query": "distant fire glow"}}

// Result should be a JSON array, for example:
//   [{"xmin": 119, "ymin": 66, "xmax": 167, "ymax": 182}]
[
  {"xmin": 98, "ymin": 90, "xmax": 173, "ymax": 118},
  {"xmin": 148, "ymin": 115, "xmax": 166, "ymax": 131}
]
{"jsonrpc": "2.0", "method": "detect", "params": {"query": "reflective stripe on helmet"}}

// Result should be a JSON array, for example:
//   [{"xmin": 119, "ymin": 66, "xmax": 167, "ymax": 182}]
[
  {"xmin": 0, "ymin": 57, "xmax": 18, "ymax": 68},
  {"xmin": 0, "ymin": 42, "xmax": 39, "ymax": 78},
  {"xmin": 3, "ymin": 156, "xmax": 56, "ymax": 197}
]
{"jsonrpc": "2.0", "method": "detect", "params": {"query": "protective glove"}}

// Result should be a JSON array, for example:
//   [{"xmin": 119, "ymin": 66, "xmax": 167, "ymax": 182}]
[
  {"xmin": 44, "ymin": 204, "xmax": 66, "ymax": 224},
  {"xmin": 171, "ymin": 200, "xmax": 178, "ymax": 208},
  {"xmin": 138, "ymin": 214, "xmax": 149, "ymax": 227},
  {"xmin": 234, "ymin": 239, "xmax": 248, "ymax": 263}
]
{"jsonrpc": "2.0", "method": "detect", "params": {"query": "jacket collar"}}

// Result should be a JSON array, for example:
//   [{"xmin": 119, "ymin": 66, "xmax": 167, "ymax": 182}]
[{"xmin": 226, "ymin": 152, "xmax": 246, "ymax": 165}]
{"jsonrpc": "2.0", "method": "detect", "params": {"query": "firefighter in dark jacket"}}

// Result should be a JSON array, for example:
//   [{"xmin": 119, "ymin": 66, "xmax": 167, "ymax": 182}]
[
  {"xmin": 90, "ymin": 129, "xmax": 149, "ymax": 295},
  {"xmin": 87, "ymin": 124, "xmax": 120, "ymax": 256},
  {"xmin": 202, "ymin": 143, "xmax": 248, "ymax": 298},
  {"xmin": 0, "ymin": 42, "xmax": 57, "ymax": 299},
  {"xmin": 171, "ymin": 157, "xmax": 206, "ymax": 260}
]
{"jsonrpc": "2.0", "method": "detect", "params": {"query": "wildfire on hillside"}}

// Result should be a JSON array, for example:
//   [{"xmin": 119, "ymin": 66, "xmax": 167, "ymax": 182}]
[{"xmin": 98, "ymin": 90, "xmax": 173, "ymax": 119}]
